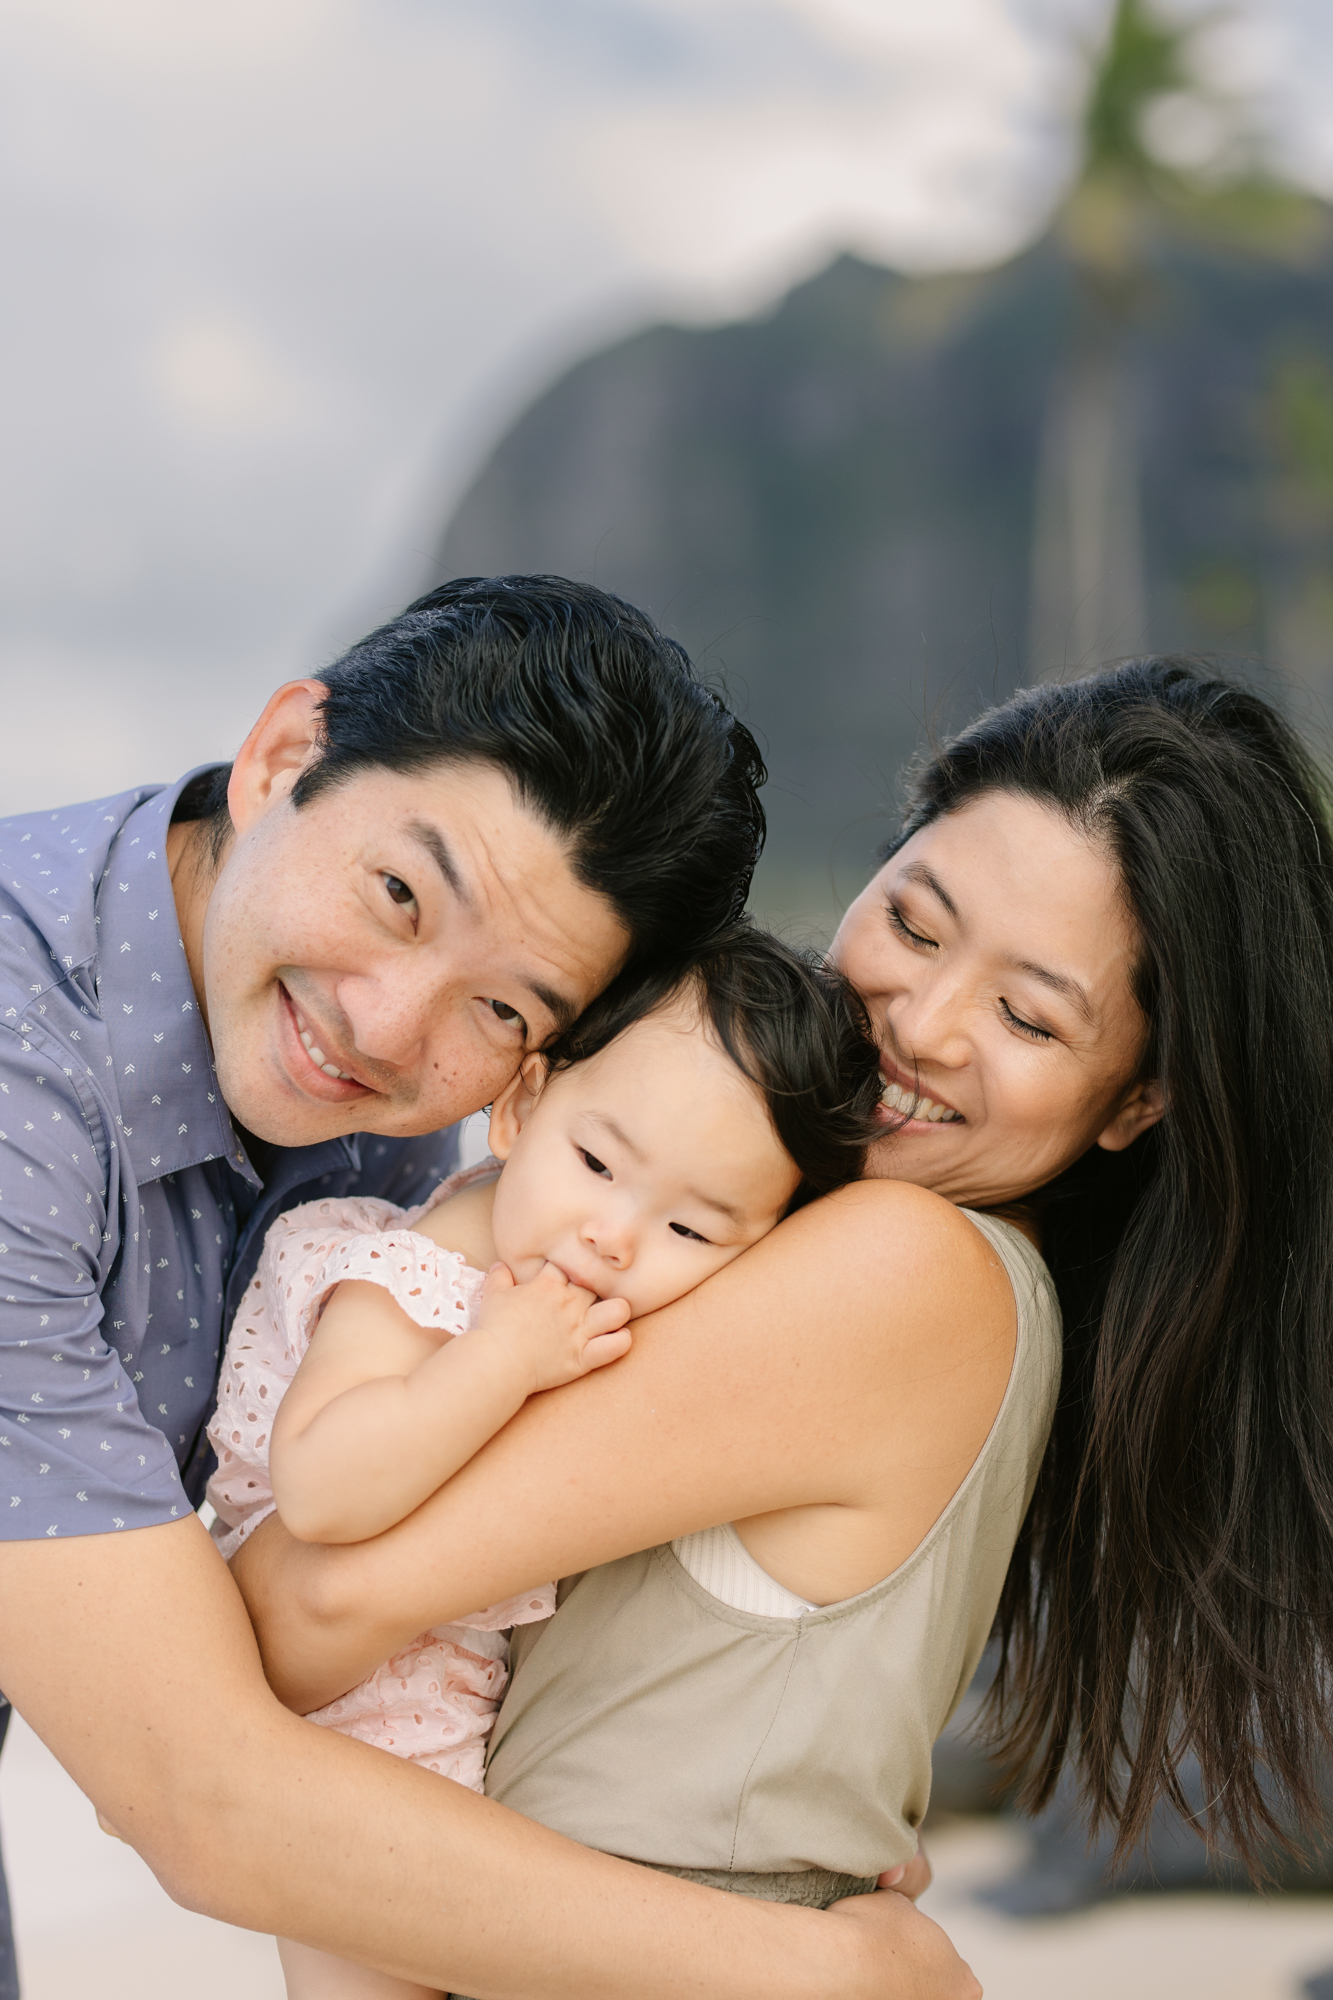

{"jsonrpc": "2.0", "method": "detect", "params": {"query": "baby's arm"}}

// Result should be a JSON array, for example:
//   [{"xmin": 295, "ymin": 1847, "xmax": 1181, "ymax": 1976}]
[{"xmin": 268, "ymin": 1263, "xmax": 632, "ymax": 1545}]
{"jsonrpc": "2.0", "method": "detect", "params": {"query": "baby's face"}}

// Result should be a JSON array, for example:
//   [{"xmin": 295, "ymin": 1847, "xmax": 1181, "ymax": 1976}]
[{"xmin": 488, "ymin": 998, "xmax": 802, "ymax": 1318}]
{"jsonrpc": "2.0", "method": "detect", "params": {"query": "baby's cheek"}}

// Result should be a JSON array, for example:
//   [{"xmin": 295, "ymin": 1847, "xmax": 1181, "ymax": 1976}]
[{"xmin": 633, "ymin": 1246, "xmax": 734, "ymax": 1319}]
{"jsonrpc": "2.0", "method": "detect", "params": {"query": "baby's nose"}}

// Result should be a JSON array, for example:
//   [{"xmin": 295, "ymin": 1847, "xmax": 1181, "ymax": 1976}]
[{"xmin": 582, "ymin": 1207, "xmax": 636, "ymax": 1266}]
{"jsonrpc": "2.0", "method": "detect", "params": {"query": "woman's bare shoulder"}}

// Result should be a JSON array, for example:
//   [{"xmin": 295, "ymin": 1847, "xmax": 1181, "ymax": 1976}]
[
  {"xmin": 650, "ymin": 1175, "xmax": 1014, "ymax": 1375},
  {"xmin": 770, "ymin": 1178, "xmax": 1007, "ymax": 1295}
]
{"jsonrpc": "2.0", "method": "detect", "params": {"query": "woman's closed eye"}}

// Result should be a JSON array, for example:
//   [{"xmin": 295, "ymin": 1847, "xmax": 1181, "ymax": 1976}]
[
  {"xmin": 1000, "ymin": 998, "xmax": 1053, "ymax": 1042},
  {"xmin": 886, "ymin": 901, "xmax": 936, "ymax": 949}
]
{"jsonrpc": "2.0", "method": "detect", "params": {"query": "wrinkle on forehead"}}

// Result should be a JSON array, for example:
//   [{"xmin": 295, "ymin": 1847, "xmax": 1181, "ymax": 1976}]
[{"xmin": 440, "ymin": 775, "xmax": 629, "ymax": 1007}]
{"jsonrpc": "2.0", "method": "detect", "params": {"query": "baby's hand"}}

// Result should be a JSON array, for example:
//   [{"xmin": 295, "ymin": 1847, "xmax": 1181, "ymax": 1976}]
[{"xmin": 476, "ymin": 1261, "xmax": 632, "ymax": 1396}]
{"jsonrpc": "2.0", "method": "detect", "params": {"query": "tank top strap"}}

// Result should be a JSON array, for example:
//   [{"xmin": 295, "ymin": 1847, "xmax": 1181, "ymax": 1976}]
[{"xmin": 957, "ymin": 1207, "xmax": 1057, "ymax": 1371}]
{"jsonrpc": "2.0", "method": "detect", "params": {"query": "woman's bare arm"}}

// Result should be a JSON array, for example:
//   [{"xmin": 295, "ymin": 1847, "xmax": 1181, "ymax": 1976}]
[
  {"xmin": 270, "ymin": 1266, "xmax": 631, "ymax": 1542},
  {"xmin": 234, "ymin": 1180, "xmax": 1015, "ymax": 1712}
]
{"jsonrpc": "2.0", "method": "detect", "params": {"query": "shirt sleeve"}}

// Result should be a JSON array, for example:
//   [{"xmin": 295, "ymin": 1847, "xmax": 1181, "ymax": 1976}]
[{"xmin": 0, "ymin": 1024, "xmax": 186, "ymax": 1539}]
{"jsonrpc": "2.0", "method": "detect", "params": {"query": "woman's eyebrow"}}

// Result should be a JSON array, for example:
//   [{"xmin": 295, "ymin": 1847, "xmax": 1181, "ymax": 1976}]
[
  {"xmin": 901, "ymin": 860, "xmax": 957, "ymax": 917},
  {"xmin": 901, "ymin": 857, "xmax": 1094, "ymax": 1023},
  {"xmin": 1009, "ymin": 957, "xmax": 1094, "ymax": 1024}
]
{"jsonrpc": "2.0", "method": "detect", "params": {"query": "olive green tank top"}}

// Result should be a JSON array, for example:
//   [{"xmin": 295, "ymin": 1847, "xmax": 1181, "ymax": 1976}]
[{"xmin": 483, "ymin": 1209, "xmax": 1061, "ymax": 1878}]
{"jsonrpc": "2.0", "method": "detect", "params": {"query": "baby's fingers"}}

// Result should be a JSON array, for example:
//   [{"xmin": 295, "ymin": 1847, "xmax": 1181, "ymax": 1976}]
[
  {"xmin": 482, "ymin": 1261, "xmax": 517, "ymax": 1303},
  {"xmin": 580, "ymin": 1328, "xmax": 633, "ymax": 1373},
  {"xmin": 585, "ymin": 1296, "xmax": 631, "ymax": 1337}
]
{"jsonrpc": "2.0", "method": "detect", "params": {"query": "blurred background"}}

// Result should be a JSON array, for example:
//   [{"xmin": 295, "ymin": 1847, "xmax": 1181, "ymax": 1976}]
[{"xmin": 5, "ymin": 0, "xmax": 1333, "ymax": 1994}]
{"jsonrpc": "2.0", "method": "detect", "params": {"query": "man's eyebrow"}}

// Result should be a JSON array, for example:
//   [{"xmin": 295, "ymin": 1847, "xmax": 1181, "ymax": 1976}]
[
  {"xmin": 1010, "ymin": 958, "xmax": 1095, "ymax": 1025},
  {"xmin": 405, "ymin": 819, "xmax": 472, "ymax": 906},
  {"xmin": 528, "ymin": 980, "xmax": 578, "ymax": 1036},
  {"xmin": 405, "ymin": 819, "xmax": 576, "ymax": 1033},
  {"xmin": 901, "ymin": 860, "xmax": 958, "ymax": 919}
]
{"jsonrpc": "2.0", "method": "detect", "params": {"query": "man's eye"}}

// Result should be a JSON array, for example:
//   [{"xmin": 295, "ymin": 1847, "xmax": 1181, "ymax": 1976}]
[
  {"xmin": 578, "ymin": 1148, "xmax": 611, "ymax": 1179},
  {"xmin": 486, "ymin": 998, "xmax": 527, "ymax": 1033},
  {"xmin": 669, "ymin": 1221, "xmax": 711, "ymax": 1244},
  {"xmin": 384, "ymin": 874, "xmax": 416, "ymax": 907}
]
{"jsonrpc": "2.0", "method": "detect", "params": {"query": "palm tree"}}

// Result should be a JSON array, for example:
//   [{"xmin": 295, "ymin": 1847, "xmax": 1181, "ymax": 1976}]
[{"xmin": 1029, "ymin": 0, "xmax": 1323, "ymax": 679}]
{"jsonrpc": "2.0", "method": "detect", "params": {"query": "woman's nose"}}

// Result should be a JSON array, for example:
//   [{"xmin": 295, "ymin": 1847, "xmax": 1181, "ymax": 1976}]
[{"xmin": 888, "ymin": 969, "xmax": 970, "ymax": 1069}]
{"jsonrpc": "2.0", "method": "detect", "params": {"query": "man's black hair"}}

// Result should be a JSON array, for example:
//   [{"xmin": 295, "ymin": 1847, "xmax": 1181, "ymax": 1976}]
[
  {"xmin": 545, "ymin": 921, "xmax": 884, "ymax": 1210},
  {"xmin": 175, "ymin": 575, "xmax": 766, "ymax": 964}
]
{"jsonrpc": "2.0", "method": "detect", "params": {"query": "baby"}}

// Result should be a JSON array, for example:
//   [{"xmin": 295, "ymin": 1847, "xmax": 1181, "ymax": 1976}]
[{"xmin": 206, "ymin": 923, "xmax": 881, "ymax": 2000}]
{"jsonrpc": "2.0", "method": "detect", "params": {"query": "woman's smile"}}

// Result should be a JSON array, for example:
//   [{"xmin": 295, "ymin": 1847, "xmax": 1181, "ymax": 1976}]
[{"xmin": 877, "ymin": 1057, "xmax": 965, "ymax": 1130}]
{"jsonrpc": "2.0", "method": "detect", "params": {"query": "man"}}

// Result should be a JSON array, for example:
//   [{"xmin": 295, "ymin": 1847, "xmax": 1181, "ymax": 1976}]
[{"xmin": 0, "ymin": 576, "xmax": 972, "ymax": 1998}]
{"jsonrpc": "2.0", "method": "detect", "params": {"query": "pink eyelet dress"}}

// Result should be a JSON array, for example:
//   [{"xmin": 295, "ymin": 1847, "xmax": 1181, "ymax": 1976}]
[{"xmin": 205, "ymin": 1160, "xmax": 554, "ymax": 1792}]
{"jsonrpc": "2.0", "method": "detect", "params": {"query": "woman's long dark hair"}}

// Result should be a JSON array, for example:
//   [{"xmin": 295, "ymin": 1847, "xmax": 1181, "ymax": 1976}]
[{"xmin": 890, "ymin": 658, "xmax": 1333, "ymax": 1874}]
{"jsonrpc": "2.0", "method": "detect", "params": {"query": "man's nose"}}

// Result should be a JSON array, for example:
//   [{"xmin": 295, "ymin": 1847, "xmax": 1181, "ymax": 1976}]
[{"xmin": 334, "ymin": 968, "xmax": 434, "ymax": 1070}]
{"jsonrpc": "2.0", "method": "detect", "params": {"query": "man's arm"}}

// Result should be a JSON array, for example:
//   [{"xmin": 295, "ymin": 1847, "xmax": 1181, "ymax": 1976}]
[{"xmin": 0, "ymin": 1518, "xmax": 979, "ymax": 1999}]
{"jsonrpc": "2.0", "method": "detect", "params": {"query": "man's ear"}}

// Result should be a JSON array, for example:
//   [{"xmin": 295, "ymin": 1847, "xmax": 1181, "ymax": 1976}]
[
  {"xmin": 1096, "ymin": 1076, "xmax": 1165, "ymax": 1154},
  {"xmin": 226, "ymin": 681, "xmax": 327, "ymax": 837},
  {"xmin": 488, "ymin": 1053, "xmax": 548, "ymax": 1161}
]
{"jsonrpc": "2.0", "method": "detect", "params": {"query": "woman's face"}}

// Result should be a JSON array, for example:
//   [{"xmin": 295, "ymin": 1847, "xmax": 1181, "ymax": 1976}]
[{"xmin": 830, "ymin": 790, "xmax": 1163, "ymax": 1210}]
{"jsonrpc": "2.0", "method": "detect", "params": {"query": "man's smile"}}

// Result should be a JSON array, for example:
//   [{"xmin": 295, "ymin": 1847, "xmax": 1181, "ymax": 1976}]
[{"xmin": 276, "ymin": 983, "xmax": 375, "ymax": 1105}]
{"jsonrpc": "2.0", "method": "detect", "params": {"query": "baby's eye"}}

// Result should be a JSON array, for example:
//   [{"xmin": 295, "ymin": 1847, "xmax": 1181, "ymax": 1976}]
[
  {"xmin": 578, "ymin": 1148, "xmax": 611, "ymax": 1178},
  {"xmin": 670, "ymin": 1221, "xmax": 711, "ymax": 1244}
]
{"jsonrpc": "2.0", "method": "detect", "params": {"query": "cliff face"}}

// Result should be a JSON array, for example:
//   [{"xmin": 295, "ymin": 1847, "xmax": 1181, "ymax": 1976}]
[{"xmin": 437, "ymin": 225, "xmax": 1333, "ymax": 930}]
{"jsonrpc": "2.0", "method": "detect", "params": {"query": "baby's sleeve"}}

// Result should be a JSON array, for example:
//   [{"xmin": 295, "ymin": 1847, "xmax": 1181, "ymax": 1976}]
[
  {"xmin": 315, "ymin": 1230, "xmax": 485, "ymax": 1338},
  {"xmin": 207, "ymin": 1206, "xmax": 485, "ymax": 1558},
  {"xmin": 451, "ymin": 1582, "xmax": 557, "ymax": 1632}
]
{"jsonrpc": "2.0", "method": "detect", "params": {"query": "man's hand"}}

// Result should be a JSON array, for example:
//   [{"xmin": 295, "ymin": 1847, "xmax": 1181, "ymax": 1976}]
[
  {"xmin": 475, "ymin": 1260, "xmax": 632, "ymax": 1396},
  {"xmin": 879, "ymin": 1844, "xmax": 932, "ymax": 1901},
  {"xmin": 828, "ymin": 1887, "xmax": 981, "ymax": 1999}
]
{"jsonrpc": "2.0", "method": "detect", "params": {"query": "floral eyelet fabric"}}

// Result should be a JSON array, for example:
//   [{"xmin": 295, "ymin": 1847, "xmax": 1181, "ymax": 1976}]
[{"xmin": 206, "ymin": 1160, "xmax": 554, "ymax": 1788}]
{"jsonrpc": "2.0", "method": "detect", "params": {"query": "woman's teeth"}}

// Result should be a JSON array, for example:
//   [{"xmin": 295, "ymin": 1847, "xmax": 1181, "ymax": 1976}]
[
  {"xmin": 295, "ymin": 1013, "xmax": 354, "ymax": 1081},
  {"xmin": 881, "ymin": 1078, "xmax": 962, "ymax": 1124}
]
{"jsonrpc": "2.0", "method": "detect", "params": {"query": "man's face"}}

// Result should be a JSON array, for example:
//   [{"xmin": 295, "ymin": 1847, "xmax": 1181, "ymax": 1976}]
[{"xmin": 198, "ymin": 754, "xmax": 630, "ymax": 1149}]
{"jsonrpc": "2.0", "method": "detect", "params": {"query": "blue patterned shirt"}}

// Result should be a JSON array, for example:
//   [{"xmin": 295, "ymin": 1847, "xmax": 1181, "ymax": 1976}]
[{"xmin": 0, "ymin": 772, "xmax": 458, "ymax": 1540}]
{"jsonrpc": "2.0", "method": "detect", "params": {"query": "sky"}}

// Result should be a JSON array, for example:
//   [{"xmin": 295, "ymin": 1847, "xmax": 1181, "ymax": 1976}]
[{"xmin": 1, "ymin": 0, "xmax": 1330, "ymax": 812}]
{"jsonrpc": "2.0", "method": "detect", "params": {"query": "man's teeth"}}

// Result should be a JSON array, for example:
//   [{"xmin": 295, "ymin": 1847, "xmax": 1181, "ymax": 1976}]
[
  {"xmin": 296, "ymin": 1019, "xmax": 353, "ymax": 1081},
  {"xmin": 881, "ymin": 1078, "xmax": 962, "ymax": 1124}
]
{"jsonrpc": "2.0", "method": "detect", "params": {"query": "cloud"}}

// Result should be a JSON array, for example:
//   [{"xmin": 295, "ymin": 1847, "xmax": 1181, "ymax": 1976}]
[{"xmin": 0, "ymin": 0, "xmax": 1327, "ymax": 813}]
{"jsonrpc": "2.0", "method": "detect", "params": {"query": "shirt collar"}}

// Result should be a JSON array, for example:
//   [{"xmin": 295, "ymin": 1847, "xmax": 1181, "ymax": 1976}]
[{"xmin": 95, "ymin": 769, "xmax": 255, "ymax": 1189}]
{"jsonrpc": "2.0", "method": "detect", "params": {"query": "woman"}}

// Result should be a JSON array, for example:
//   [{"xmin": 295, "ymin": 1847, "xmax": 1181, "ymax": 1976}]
[{"xmin": 235, "ymin": 658, "xmax": 1333, "ymax": 1966}]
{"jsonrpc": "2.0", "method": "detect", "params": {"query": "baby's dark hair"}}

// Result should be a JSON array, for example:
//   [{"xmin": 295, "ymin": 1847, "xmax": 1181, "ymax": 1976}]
[{"xmin": 545, "ymin": 921, "xmax": 884, "ymax": 1210}]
